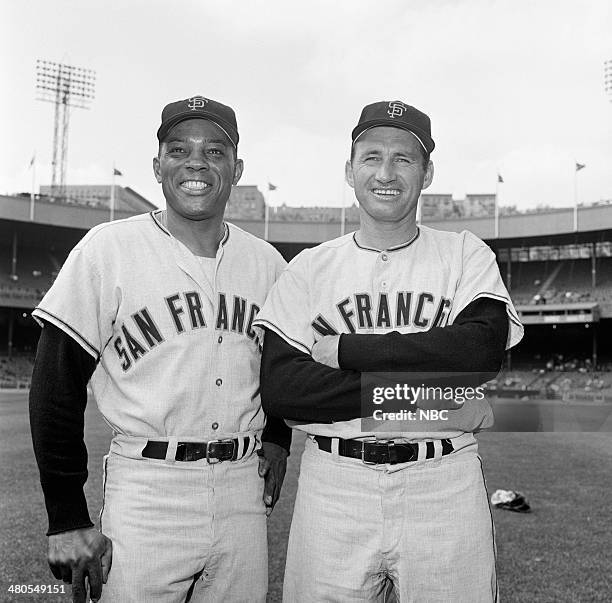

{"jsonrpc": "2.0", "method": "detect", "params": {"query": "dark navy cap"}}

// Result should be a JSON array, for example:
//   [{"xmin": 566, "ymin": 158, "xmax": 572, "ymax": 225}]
[
  {"xmin": 157, "ymin": 95, "xmax": 239, "ymax": 147},
  {"xmin": 352, "ymin": 100, "xmax": 435, "ymax": 153}
]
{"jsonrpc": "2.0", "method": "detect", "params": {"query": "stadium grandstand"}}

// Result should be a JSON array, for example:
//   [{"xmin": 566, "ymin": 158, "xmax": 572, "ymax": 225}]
[{"xmin": 1, "ymin": 186, "xmax": 611, "ymax": 400}]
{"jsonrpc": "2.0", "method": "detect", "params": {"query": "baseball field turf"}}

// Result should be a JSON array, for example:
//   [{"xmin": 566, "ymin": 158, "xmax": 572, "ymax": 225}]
[{"xmin": 1, "ymin": 391, "xmax": 610, "ymax": 602}]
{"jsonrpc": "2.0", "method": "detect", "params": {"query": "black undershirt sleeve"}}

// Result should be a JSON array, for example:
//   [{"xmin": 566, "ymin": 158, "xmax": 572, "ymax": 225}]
[
  {"xmin": 260, "ymin": 297, "xmax": 509, "ymax": 424},
  {"xmin": 261, "ymin": 414, "xmax": 293, "ymax": 455},
  {"xmin": 29, "ymin": 321, "xmax": 97, "ymax": 536},
  {"xmin": 260, "ymin": 330, "xmax": 363, "ymax": 423}
]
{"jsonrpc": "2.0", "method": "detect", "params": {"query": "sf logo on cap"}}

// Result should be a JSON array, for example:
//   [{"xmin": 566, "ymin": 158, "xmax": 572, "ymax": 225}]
[
  {"xmin": 387, "ymin": 101, "xmax": 407, "ymax": 119},
  {"xmin": 188, "ymin": 96, "xmax": 209, "ymax": 111}
]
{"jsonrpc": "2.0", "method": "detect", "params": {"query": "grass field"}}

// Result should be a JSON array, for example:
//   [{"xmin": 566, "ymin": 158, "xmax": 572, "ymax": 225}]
[{"xmin": 1, "ymin": 391, "xmax": 611, "ymax": 602}]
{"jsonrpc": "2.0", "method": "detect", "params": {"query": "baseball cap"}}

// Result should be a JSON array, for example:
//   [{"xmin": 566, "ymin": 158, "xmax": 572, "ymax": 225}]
[
  {"xmin": 157, "ymin": 95, "xmax": 239, "ymax": 147},
  {"xmin": 351, "ymin": 100, "xmax": 435, "ymax": 154}
]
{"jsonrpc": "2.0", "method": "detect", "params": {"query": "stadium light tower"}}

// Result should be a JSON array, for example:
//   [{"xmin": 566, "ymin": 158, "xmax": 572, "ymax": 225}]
[
  {"xmin": 35, "ymin": 59, "xmax": 96, "ymax": 197},
  {"xmin": 605, "ymin": 59, "xmax": 612, "ymax": 102}
]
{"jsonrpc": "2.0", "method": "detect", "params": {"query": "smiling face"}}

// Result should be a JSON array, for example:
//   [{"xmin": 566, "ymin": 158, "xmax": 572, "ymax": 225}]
[
  {"xmin": 346, "ymin": 126, "xmax": 433, "ymax": 225},
  {"xmin": 153, "ymin": 118, "xmax": 243, "ymax": 222}
]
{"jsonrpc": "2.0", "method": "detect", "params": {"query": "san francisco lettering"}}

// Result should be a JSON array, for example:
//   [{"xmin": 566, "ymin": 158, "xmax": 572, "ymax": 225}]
[
  {"xmin": 114, "ymin": 291, "xmax": 260, "ymax": 371},
  {"xmin": 311, "ymin": 292, "xmax": 452, "ymax": 336}
]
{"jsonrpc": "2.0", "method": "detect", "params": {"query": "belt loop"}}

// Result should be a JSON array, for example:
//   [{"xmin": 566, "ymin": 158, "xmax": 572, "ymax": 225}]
[
  {"xmin": 245, "ymin": 434, "xmax": 257, "ymax": 458},
  {"xmin": 331, "ymin": 437, "xmax": 340, "ymax": 457},
  {"xmin": 416, "ymin": 441, "xmax": 425, "ymax": 461},
  {"xmin": 234, "ymin": 436, "xmax": 245, "ymax": 461},
  {"xmin": 432, "ymin": 438, "xmax": 442, "ymax": 460},
  {"xmin": 165, "ymin": 438, "xmax": 178, "ymax": 463}
]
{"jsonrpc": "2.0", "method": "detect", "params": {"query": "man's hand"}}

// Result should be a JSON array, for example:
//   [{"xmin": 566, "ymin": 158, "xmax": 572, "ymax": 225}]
[
  {"xmin": 311, "ymin": 335, "xmax": 341, "ymax": 369},
  {"xmin": 257, "ymin": 442, "xmax": 288, "ymax": 516},
  {"xmin": 48, "ymin": 526, "xmax": 112, "ymax": 603}
]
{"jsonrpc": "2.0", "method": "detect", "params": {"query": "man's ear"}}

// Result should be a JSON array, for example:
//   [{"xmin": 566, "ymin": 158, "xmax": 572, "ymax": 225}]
[
  {"xmin": 153, "ymin": 156, "xmax": 162, "ymax": 183},
  {"xmin": 233, "ymin": 158, "xmax": 244, "ymax": 185},
  {"xmin": 345, "ymin": 160, "xmax": 355, "ymax": 189},
  {"xmin": 422, "ymin": 160, "xmax": 434, "ymax": 190}
]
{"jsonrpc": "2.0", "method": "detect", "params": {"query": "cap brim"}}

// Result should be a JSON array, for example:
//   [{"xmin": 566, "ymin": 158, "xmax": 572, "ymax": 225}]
[
  {"xmin": 351, "ymin": 120, "xmax": 435, "ymax": 153},
  {"xmin": 157, "ymin": 111, "xmax": 238, "ymax": 147}
]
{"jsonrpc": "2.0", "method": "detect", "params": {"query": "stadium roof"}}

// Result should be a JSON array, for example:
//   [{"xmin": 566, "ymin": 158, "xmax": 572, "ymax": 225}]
[{"xmin": 1, "ymin": 193, "xmax": 612, "ymax": 246}]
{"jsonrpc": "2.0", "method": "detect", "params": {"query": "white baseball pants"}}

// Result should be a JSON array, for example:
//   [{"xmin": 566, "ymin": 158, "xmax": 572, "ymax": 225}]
[
  {"xmin": 98, "ymin": 434, "xmax": 267, "ymax": 602},
  {"xmin": 283, "ymin": 434, "xmax": 497, "ymax": 602}
]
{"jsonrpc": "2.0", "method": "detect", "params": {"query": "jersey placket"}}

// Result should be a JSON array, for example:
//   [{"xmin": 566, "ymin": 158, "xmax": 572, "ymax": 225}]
[
  {"xmin": 372, "ymin": 251, "xmax": 394, "ymax": 323},
  {"xmin": 208, "ymin": 238, "xmax": 226, "ymax": 436}
]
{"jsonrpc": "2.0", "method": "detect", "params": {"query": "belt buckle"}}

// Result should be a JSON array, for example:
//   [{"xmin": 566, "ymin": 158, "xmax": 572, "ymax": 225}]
[
  {"xmin": 205, "ymin": 438, "xmax": 235, "ymax": 464},
  {"xmin": 361, "ymin": 440, "xmax": 380, "ymax": 465}
]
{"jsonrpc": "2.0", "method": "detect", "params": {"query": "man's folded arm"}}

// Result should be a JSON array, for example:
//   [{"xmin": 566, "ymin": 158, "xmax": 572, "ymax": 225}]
[
  {"xmin": 260, "ymin": 298, "xmax": 509, "ymax": 424},
  {"xmin": 260, "ymin": 330, "xmax": 363, "ymax": 423},
  {"xmin": 338, "ymin": 297, "xmax": 509, "ymax": 374},
  {"xmin": 29, "ymin": 321, "xmax": 97, "ymax": 535}
]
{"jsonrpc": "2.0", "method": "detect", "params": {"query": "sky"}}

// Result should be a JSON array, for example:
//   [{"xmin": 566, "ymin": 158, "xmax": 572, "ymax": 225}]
[{"xmin": 2, "ymin": 0, "xmax": 611, "ymax": 211}]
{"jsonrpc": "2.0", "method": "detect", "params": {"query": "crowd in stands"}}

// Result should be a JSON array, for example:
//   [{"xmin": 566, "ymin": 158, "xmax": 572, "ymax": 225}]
[
  {"xmin": 0, "ymin": 355, "xmax": 34, "ymax": 389},
  {"xmin": 509, "ymin": 257, "xmax": 612, "ymax": 307},
  {"xmin": 489, "ymin": 354, "xmax": 612, "ymax": 402},
  {"xmin": 0, "ymin": 248, "xmax": 59, "ymax": 305},
  {"xmin": 0, "ymin": 282, "xmax": 47, "ymax": 304}
]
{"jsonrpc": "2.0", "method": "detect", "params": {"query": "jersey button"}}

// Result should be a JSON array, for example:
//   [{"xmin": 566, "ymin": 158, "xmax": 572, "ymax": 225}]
[
  {"xmin": 212, "ymin": 422, "xmax": 219, "ymax": 430},
  {"xmin": 381, "ymin": 253, "xmax": 389, "ymax": 261},
  {"xmin": 382, "ymin": 281, "xmax": 388, "ymax": 289},
  {"xmin": 216, "ymin": 378, "xmax": 222, "ymax": 386},
  {"xmin": 218, "ymin": 336, "xmax": 223, "ymax": 344}
]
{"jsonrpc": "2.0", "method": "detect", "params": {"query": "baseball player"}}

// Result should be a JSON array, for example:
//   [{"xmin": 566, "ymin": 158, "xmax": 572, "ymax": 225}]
[
  {"xmin": 29, "ymin": 95, "xmax": 291, "ymax": 602},
  {"xmin": 254, "ymin": 101, "xmax": 524, "ymax": 601}
]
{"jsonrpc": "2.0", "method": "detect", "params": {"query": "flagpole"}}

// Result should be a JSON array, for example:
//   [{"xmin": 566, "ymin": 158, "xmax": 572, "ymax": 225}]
[
  {"xmin": 495, "ymin": 177, "xmax": 500, "ymax": 239},
  {"xmin": 264, "ymin": 198, "xmax": 270, "ymax": 241},
  {"xmin": 110, "ymin": 164, "xmax": 116, "ymax": 222},
  {"xmin": 573, "ymin": 167, "xmax": 578, "ymax": 232},
  {"xmin": 30, "ymin": 152, "xmax": 36, "ymax": 221}
]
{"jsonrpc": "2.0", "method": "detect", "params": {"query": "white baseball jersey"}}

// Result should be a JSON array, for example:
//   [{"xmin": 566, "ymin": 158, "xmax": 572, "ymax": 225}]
[
  {"xmin": 33, "ymin": 211, "xmax": 286, "ymax": 439},
  {"xmin": 254, "ymin": 225, "xmax": 523, "ymax": 440}
]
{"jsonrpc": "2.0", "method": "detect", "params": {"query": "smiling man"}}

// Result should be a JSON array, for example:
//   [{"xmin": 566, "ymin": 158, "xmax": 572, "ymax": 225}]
[
  {"xmin": 255, "ymin": 100, "xmax": 523, "ymax": 601},
  {"xmin": 29, "ymin": 95, "xmax": 290, "ymax": 602}
]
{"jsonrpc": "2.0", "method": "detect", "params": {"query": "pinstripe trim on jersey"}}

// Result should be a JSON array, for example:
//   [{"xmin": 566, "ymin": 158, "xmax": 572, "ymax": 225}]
[
  {"xmin": 470, "ymin": 292, "xmax": 522, "ymax": 324},
  {"xmin": 351, "ymin": 227, "xmax": 420, "ymax": 252},
  {"xmin": 477, "ymin": 454, "xmax": 499, "ymax": 602},
  {"xmin": 220, "ymin": 222, "xmax": 230, "ymax": 246},
  {"xmin": 33, "ymin": 308, "xmax": 100, "ymax": 360},
  {"xmin": 466, "ymin": 291, "xmax": 523, "ymax": 349},
  {"xmin": 150, "ymin": 211, "xmax": 230, "ymax": 246},
  {"xmin": 150, "ymin": 211, "xmax": 171, "ymax": 236},
  {"xmin": 255, "ymin": 319, "xmax": 311, "ymax": 355}
]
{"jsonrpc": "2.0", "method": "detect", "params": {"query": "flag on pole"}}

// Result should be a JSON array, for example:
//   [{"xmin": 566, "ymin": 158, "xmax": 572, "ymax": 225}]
[
  {"xmin": 110, "ymin": 165, "xmax": 120, "ymax": 221},
  {"xmin": 29, "ymin": 152, "xmax": 37, "ymax": 221},
  {"xmin": 575, "ymin": 162, "xmax": 586, "ymax": 172},
  {"xmin": 497, "ymin": 173, "xmax": 504, "ymax": 183},
  {"xmin": 268, "ymin": 182, "xmax": 277, "ymax": 191}
]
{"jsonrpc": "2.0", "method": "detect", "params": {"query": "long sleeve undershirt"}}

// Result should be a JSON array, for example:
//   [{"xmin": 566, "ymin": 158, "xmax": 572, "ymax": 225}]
[
  {"xmin": 29, "ymin": 321, "xmax": 96, "ymax": 535},
  {"xmin": 29, "ymin": 321, "xmax": 292, "ymax": 535},
  {"xmin": 260, "ymin": 297, "xmax": 509, "ymax": 423}
]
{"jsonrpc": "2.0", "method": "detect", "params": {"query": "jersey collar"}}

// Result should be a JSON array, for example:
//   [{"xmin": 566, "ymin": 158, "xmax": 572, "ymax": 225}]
[
  {"xmin": 149, "ymin": 210, "xmax": 230, "ymax": 247},
  {"xmin": 352, "ymin": 227, "xmax": 420, "ymax": 252}
]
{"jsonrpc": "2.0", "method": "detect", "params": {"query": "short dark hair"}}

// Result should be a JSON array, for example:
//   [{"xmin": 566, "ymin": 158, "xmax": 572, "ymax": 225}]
[{"xmin": 350, "ymin": 140, "xmax": 430, "ymax": 169}]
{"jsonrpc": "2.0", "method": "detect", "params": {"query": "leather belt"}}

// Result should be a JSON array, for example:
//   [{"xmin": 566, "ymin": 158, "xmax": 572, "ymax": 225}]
[
  {"xmin": 142, "ymin": 437, "xmax": 251, "ymax": 463},
  {"xmin": 313, "ymin": 436, "xmax": 454, "ymax": 465}
]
